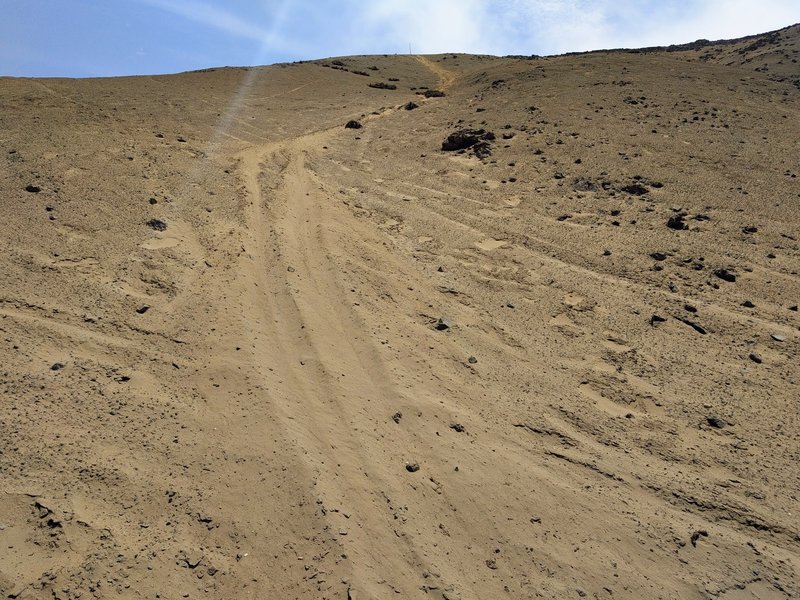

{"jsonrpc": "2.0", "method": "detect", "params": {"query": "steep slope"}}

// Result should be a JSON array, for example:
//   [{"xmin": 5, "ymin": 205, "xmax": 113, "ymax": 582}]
[{"xmin": 1, "ymin": 29, "xmax": 798, "ymax": 600}]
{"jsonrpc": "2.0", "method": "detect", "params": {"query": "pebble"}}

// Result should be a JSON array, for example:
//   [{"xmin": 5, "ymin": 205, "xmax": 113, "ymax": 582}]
[
  {"xmin": 405, "ymin": 463, "xmax": 420, "ymax": 473},
  {"xmin": 706, "ymin": 416, "xmax": 727, "ymax": 429},
  {"xmin": 468, "ymin": 356, "xmax": 478, "ymax": 364},
  {"xmin": 771, "ymin": 333, "xmax": 786, "ymax": 342},
  {"xmin": 749, "ymin": 353, "xmax": 763, "ymax": 364},
  {"xmin": 713, "ymin": 268, "xmax": 736, "ymax": 282},
  {"xmin": 435, "ymin": 318, "xmax": 451, "ymax": 331}
]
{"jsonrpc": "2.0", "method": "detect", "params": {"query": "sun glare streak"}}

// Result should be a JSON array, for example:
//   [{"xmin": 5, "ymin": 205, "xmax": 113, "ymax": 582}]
[{"xmin": 162, "ymin": 0, "xmax": 294, "ymax": 192}]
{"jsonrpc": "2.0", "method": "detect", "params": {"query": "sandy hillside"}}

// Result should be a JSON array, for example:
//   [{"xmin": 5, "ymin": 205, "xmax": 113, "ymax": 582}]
[{"xmin": 0, "ymin": 23, "xmax": 799, "ymax": 600}]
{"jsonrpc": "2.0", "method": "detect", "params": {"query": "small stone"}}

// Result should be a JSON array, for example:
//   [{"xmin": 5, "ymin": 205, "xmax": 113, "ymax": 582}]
[
  {"xmin": 649, "ymin": 314, "xmax": 667, "ymax": 326},
  {"xmin": 51, "ymin": 362, "xmax": 65, "ymax": 371},
  {"xmin": 706, "ymin": 416, "xmax": 727, "ymax": 429},
  {"xmin": 690, "ymin": 530, "xmax": 709, "ymax": 547},
  {"xmin": 434, "ymin": 318, "xmax": 451, "ymax": 331},
  {"xmin": 684, "ymin": 304, "xmax": 697, "ymax": 313},
  {"xmin": 391, "ymin": 412, "xmax": 402, "ymax": 424},
  {"xmin": 713, "ymin": 268, "xmax": 736, "ymax": 282},
  {"xmin": 136, "ymin": 305, "xmax": 150, "ymax": 314},
  {"xmin": 405, "ymin": 463, "xmax": 420, "ymax": 473},
  {"xmin": 449, "ymin": 423, "xmax": 465, "ymax": 433},
  {"xmin": 344, "ymin": 120, "xmax": 362, "ymax": 129},
  {"xmin": 467, "ymin": 356, "xmax": 477, "ymax": 364},
  {"xmin": 749, "ymin": 353, "xmax": 763, "ymax": 364},
  {"xmin": 666, "ymin": 215, "xmax": 687, "ymax": 230},
  {"xmin": 650, "ymin": 252, "xmax": 668, "ymax": 261},
  {"xmin": 771, "ymin": 333, "xmax": 786, "ymax": 342},
  {"xmin": 146, "ymin": 219, "xmax": 167, "ymax": 231},
  {"xmin": 742, "ymin": 226, "xmax": 758, "ymax": 234},
  {"xmin": 485, "ymin": 559, "xmax": 498, "ymax": 570},
  {"xmin": 742, "ymin": 300, "xmax": 755, "ymax": 308},
  {"xmin": 403, "ymin": 101, "xmax": 419, "ymax": 110},
  {"xmin": 25, "ymin": 184, "xmax": 41, "ymax": 193}
]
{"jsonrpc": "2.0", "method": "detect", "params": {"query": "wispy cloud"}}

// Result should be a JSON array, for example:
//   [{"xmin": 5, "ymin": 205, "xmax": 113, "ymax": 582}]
[
  {"xmin": 130, "ymin": 0, "xmax": 800, "ymax": 60},
  {"xmin": 135, "ymin": 0, "xmax": 302, "ymax": 55}
]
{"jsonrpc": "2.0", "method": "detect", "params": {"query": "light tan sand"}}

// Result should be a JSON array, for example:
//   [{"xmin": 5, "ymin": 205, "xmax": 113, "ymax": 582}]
[{"xmin": 1, "ymin": 25, "xmax": 799, "ymax": 599}]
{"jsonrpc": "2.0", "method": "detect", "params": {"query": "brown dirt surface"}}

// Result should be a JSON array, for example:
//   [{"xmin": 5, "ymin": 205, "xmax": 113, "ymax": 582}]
[{"xmin": 1, "ymin": 25, "xmax": 799, "ymax": 600}]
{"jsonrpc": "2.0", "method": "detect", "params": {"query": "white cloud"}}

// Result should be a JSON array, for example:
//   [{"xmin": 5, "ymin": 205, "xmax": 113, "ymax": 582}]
[
  {"xmin": 136, "ymin": 0, "xmax": 302, "ymax": 55},
  {"xmin": 134, "ymin": 0, "xmax": 800, "ymax": 60}
]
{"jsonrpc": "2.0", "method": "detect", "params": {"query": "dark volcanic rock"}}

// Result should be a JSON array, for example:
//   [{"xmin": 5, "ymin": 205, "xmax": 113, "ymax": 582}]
[
  {"xmin": 621, "ymin": 183, "xmax": 648, "ymax": 195},
  {"xmin": 713, "ymin": 268, "xmax": 737, "ymax": 282},
  {"xmin": 666, "ymin": 215, "xmax": 688, "ymax": 230},
  {"xmin": 441, "ymin": 129, "xmax": 495, "ymax": 152},
  {"xmin": 146, "ymin": 219, "xmax": 167, "ymax": 231},
  {"xmin": 403, "ymin": 101, "xmax": 419, "ymax": 110},
  {"xmin": 435, "ymin": 317, "xmax": 451, "ymax": 331},
  {"xmin": 344, "ymin": 120, "xmax": 362, "ymax": 129},
  {"xmin": 572, "ymin": 179, "xmax": 598, "ymax": 192},
  {"xmin": 423, "ymin": 89, "xmax": 445, "ymax": 98}
]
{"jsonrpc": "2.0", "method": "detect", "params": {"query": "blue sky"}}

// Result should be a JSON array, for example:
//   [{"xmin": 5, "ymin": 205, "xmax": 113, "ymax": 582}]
[{"xmin": 2, "ymin": 0, "xmax": 799, "ymax": 77}]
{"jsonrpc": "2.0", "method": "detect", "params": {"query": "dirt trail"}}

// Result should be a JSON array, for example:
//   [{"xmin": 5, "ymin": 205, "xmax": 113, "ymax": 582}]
[
  {"xmin": 415, "ymin": 55, "xmax": 458, "ymax": 90},
  {"xmin": 242, "ymin": 136, "xmax": 418, "ymax": 595},
  {"xmin": 228, "ymin": 59, "xmax": 477, "ymax": 596}
]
